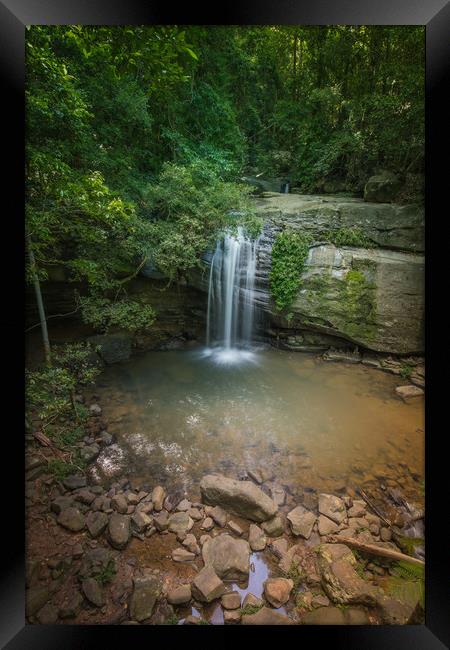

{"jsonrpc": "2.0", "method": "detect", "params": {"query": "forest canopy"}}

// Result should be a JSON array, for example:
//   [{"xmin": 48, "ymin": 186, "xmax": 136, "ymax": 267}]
[{"xmin": 26, "ymin": 25, "xmax": 424, "ymax": 335}]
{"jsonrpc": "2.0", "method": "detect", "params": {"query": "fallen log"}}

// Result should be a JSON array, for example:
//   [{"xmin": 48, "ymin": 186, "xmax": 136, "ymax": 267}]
[
  {"xmin": 33, "ymin": 431, "xmax": 65, "ymax": 460},
  {"xmin": 327, "ymin": 535, "xmax": 425, "ymax": 567}
]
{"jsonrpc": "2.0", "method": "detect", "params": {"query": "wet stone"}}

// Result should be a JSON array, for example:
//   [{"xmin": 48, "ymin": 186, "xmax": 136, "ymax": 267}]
[
  {"xmin": 201, "ymin": 517, "xmax": 214, "ymax": 531},
  {"xmin": 168, "ymin": 511, "xmax": 194, "ymax": 536},
  {"xmin": 108, "ymin": 513, "xmax": 130, "ymax": 550},
  {"xmin": 261, "ymin": 515, "xmax": 284, "ymax": 537},
  {"xmin": 224, "ymin": 609, "xmax": 241, "ymax": 624},
  {"xmin": 287, "ymin": 506, "xmax": 316, "ymax": 539},
  {"xmin": 242, "ymin": 607, "xmax": 294, "ymax": 625},
  {"xmin": 152, "ymin": 486, "xmax": 165, "ymax": 511},
  {"xmin": 318, "ymin": 494, "xmax": 347, "ymax": 525},
  {"xmin": 111, "ymin": 494, "xmax": 128, "ymax": 514},
  {"xmin": 210, "ymin": 505, "xmax": 228, "ymax": 527},
  {"xmin": 318, "ymin": 514, "xmax": 340, "ymax": 536},
  {"xmin": 248, "ymin": 524, "xmax": 267, "ymax": 551},
  {"xmin": 63, "ymin": 475, "xmax": 87, "ymax": 490},
  {"xmin": 167, "ymin": 584, "xmax": 191, "ymax": 605},
  {"xmin": 172, "ymin": 548, "xmax": 196, "ymax": 562},
  {"xmin": 221, "ymin": 591, "xmax": 241, "ymax": 610},
  {"xmin": 36, "ymin": 602, "xmax": 58, "ymax": 625},
  {"xmin": 82, "ymin": 578, "xmax": 105, "ymax": 607},
  {"xmin": 228, "ymin": 520, "xmax": 243, "ymax": 536},
  {"xmin": 153, "ymin": 511, "xmax": 169, "ymax": 531},
  {"xmin": 57, "ymin": 507, "xmax": 86, "ymax": 532},
  {"xmin": 86, "ymin": 511, "xmax": 108, "ymax": 538},
  {"xmin": 130, "ymin": 576, "xmax": 160, "ymax": 622},
  {"xmin": 191, "ymin": 566, "xmax": 226, "ymax": 603},
  {"xmin": 263, "ymin": 577, "xmax": 294, "ymax": 608}
]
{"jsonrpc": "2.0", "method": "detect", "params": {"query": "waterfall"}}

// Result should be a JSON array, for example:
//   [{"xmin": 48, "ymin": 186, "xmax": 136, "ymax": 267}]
[{"xmin": 206, "ymin": 226, "xmax": 260, "ymax": 353}]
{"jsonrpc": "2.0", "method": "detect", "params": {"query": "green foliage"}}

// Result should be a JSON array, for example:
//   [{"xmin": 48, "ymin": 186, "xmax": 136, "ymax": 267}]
[
  {"xmin": 240, "ymin": 603, "xmax": 263, "ymax": 616},
  {"xmin": 26, "ymin": 343, "xmax": 100, "ymax": 428},
  {"xmin": 164, "ymin": 614, "xmax": 180, "ymax": 625},
  {"xmin": 59, "ymin": 426, "xmax": 85, "ymax": 446},
  {"xmin": 95, "ymin": 559, "xmax": 117, "ymax": 585},
  {"xmin": 325, "ymin": 227, "xmax": 373, "ymax": 248},
  {"xmin": 342, "ymin": 269, "xmax": 377, "ymax": 341},
  {"xmin": 47, "ymin": 459, "xmax": 79, "ymax": 481},
  {"xmin": 284, "ymin": 561, "xmax": 306, "ymax": 590},
  {"xmin": 386, "ymin": 561, "xmax": 424, "ymax": 609},
  {"xmin": 80, "ymin": 295, "xmax": 156, "ymax": 333},
  {"xmin": 145, "ymin": 161, "xmax": 254, "ymax": 280},
  {"xmin": 239, "ymin": 213, "xmax": 264, "ymax": 240},
  {"xmin": 296, "ymin": 593, "xmax": 312, "ymax": 610},
  {"xmin": 400, "ymin": 363, "xmax": 413, "ymax": 380},
  {"xmin": 270, "ymin": 230, "xmax": 312, "ymax": 312}
]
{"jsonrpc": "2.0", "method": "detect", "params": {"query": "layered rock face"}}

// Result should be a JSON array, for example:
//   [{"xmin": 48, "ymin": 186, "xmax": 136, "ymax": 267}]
[
  {"xmin": 191, "ymin": 193, "xmax": 424, "ymax": 354},
  {"xmin": 252, "ymin": 193, "xmax": 425, "ymax": 355}
]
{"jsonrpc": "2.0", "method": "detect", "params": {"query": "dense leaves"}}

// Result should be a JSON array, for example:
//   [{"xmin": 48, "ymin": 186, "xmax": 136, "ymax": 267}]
[
  {"xmin": 270, "ymin": 231, "xmax": 313, "ymax": 312},
  {"xmin": 26, "ymin": 25, "xmax": 424, "ymax": 337}
]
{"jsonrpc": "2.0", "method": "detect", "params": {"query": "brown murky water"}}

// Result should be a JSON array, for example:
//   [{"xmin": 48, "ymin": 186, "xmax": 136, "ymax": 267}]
[{"xmin": 90, "ymin": 348, "xmax": 424, "ymax": 502}]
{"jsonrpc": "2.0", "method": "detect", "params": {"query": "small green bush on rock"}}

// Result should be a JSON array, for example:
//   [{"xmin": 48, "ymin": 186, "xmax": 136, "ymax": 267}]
[{"xmin": 270, "ymin": 230, "xmax": 312, "ymax": 312}]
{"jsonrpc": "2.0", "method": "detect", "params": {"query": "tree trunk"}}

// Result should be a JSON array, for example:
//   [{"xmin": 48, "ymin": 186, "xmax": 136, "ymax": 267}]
[
  {"xmin": 293, "ymin": 31, "xmax": 298, "ymax": 98},
  {"xmin": 27, "ymin": 234, "xmax": 51, "ymax": 365}
]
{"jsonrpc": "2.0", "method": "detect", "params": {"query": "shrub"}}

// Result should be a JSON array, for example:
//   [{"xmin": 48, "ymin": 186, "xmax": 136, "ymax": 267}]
[{"xmin": 270, "ymin": 230, "xmax": 312, "ymax": 312}]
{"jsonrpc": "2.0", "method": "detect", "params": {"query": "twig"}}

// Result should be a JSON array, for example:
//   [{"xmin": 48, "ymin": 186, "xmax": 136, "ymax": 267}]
[
  {"xmin": 359, "ymin": 488, "xmax": 392, "ymax": 528},
  {"xmin": 327, "ymin": 535, "xmax": 424, "ymax": 567},
  {"xmin": 25, "ymin": 305, "xmax": 81, "ymax": 332}
]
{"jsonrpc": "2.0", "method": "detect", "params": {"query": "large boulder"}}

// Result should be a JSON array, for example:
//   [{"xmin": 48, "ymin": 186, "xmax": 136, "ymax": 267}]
[
  {"xmin": 364, "ymin": 171, "xmax": 402, "ymax": 203},
  {"xmin": 87, "ymin": 332, "xmax": 132, "ymax": 365},
  {"xmin": 288, "ymin": 246, "xmax": 424, "ymax": 354},
  {"xmin": 317, "ymin": 544, "xmax": 380, "ymax": 606},
  {"xmin": 200, "ymin": 474, "xmax": 277, "ymax": 523},
  {"xmin": 202, "ymin": 533, "xmax": 250, "ymax": 581}
]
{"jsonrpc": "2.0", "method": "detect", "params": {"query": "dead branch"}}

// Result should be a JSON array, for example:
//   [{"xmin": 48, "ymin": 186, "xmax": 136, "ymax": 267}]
[{"xmin": 327, "ymin": 535, "xmax": 424, "ymax": 567}]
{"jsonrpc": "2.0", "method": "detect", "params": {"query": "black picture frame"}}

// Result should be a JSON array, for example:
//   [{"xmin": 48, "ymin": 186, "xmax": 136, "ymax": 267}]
[{"xmin": 3, "ymin": 1, "xmax": 449, "ymax": 647}]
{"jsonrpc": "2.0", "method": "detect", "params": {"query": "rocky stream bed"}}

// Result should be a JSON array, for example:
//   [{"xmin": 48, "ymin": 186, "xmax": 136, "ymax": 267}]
[{"xmin": 25, "ymin": 371, "xmax": 425, "ymax": 627}]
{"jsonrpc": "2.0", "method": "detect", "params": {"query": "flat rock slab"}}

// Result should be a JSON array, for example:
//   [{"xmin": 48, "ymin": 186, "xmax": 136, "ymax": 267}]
[
  {"xmin": 318, "ymin": 514, "xmax": 339, "ymax": 536},
  {"xmin": 200, "ymin": 474, "xmax": 277, "ymax": 523},
  {"xmin": 395, "ymin": 385, "xmax": 424, "ymax": 400},
  {"xmin": 168, "ymin": 511, "xmax": 194, "ymax": 536},
  {"xmin": 191, "ymin": 566, "xmax": 226, "ymax": 603},
  {"xmin": 287, "ymin": 506, "xmax": 316, "ymax": 538},
  {"xmin": 130, "ymin": 577, "xmax": 160, "ymax": 622},
  {"xmin": 302, "ymin": 606, "xmax": 369, "ymax": 625},
  {"xmin": 318, "ymin": 494, "xmax": 347, "ymax": 525},
  {"xmin": 242, "ymin": 607, "xmax": 294, "ymax": 625},
  {"xmin": 202, "ymin": 533, "xmax": 250, "ymax": 581}
]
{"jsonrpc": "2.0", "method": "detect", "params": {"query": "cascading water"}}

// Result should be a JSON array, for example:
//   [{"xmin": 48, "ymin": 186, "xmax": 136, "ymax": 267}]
[{"xmin": 205, "ymin": 226, "xmax": 261, "ymax": 363}]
